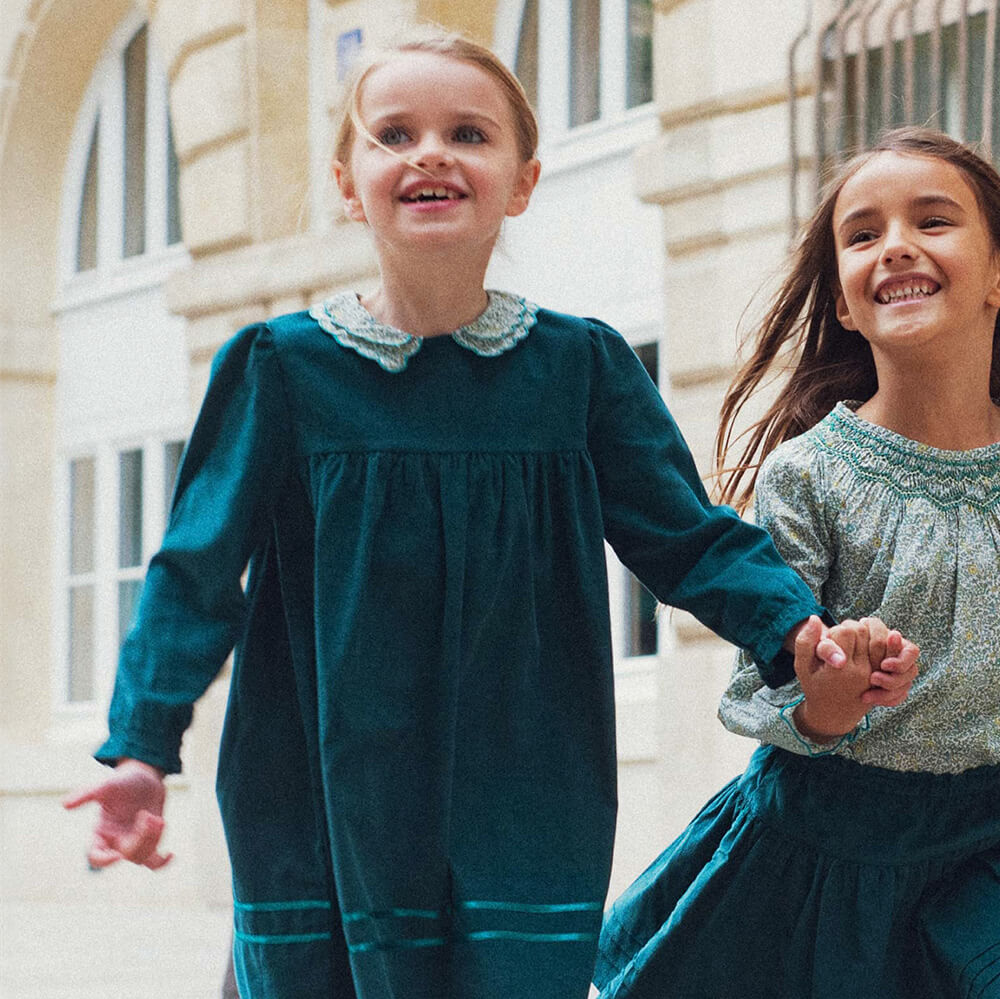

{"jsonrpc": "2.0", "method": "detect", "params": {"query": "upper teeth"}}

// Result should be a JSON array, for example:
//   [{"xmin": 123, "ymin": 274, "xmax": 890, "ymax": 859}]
[
  {"xmin": 406, "ymin": 187, "xmax": 456, "ymax": 201},
  {"xmin": 877, "ymin": 282, "xmax": 935, "ymax": 303}
]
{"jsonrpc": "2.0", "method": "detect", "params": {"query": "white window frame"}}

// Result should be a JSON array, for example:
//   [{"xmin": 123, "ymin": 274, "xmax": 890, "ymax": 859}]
[
  {"xmin": 56, "ymin": 10, "xmax": 187, "ymax": 312},
  {"xmin": 495, "ymin": 0, "xmax": 659, "ymax": 176},
  {"xmin": 51, "ymin": 9, "xmax": 191, "ymax": 736},
  {"xmin": 53, "ymin": 436, "xmax": 185, "ymax": 728}
]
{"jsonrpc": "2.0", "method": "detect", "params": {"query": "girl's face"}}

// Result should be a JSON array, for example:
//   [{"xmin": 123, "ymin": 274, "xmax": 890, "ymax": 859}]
[
  {"xmin": 832, "ymin": 152, "xmax": 1000, "ymax": 360},
  {"xmin": 334, "ymin": 51, "xmax": 540, "ymax": 259}
]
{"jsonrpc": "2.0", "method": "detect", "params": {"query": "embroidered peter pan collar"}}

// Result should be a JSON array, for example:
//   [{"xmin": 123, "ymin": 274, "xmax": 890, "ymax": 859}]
[{"xmin": 309, "ymin": 290, "xmax": 539, "ymax": 373}]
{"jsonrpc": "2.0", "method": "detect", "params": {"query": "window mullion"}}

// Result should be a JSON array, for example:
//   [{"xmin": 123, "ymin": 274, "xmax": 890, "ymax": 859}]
[
  {"xmin": 95, "ymin": 446, "xmax": 118, "ymax": 704},
  {"xmin": 538, "ymin": 0, "xmax": 572, "ymax": 137}
]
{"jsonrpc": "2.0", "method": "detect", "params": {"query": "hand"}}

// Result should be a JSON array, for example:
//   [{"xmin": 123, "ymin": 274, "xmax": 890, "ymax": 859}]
[
  {"xmin": 63, "ymin": 759, "xmax": 173, "ymax": 870},
  {"xmin": 791, "ymin": 616, "xmax": 874, "ymax": 741},
  {"xmin": 858, "ymin": 616, "xmax": 920, "ymax": 707}
]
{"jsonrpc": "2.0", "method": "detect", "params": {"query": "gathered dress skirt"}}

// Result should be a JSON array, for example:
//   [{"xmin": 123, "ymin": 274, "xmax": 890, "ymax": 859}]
[{"xmin": 596, "ymin": 745, "xmax": 1000, "ymax": 999}]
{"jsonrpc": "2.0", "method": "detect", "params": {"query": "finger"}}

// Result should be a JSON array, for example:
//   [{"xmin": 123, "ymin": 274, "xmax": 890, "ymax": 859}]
[
  {"xmin": 863, "ymin": 617, "xmax": 888, "ymax": 667},
  {"xmin": 879, "ymin": 662, "xmax": 919, "ymax": 684},
  {"xmin": 879, "ymin": 647, "xmax": 920, "ymax": 677},
  {"xmin": 867, "ymin": 669, "xmax": 911, "ymax": 691},
  {"xmin": 885, "ymin": 630, "xmax": 903, "ymax": 657},
  {"xmin": 794, "ymin": 615, "xmax": 840, "ymax": 671},
  {"xmin": 815, "ymin": 636, "xmax": 847, "ymax": 667},
  {"xmin": 886, "ymin": 640, "xmax": 921, "ymax": 671},
  {"xmin": 862, "ymin": 685, "xmax": 910, "ymax": 707},
  {"xmin": 118, "ymin": 811, "xmax": 166, "ymax": 866},
  {"xmin": 823, "ymin": 621, "xmax": 857, "ymax": 666},
  {"xmin": 87, "ymin": 845, "xmax": 123, "ymax": 869},
  {"xmin": 63, "ymin": 787, "xmax": 101, "ymax": 810},
  {"xmin": 143, "ymin": 849, "xmax": 174, "ymax": 871}
]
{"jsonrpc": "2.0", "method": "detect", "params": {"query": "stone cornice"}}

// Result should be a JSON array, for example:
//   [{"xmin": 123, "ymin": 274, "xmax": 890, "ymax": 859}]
[{"xmin": 165, "ymin": 227, "xmax": 378, "ymax": 320}]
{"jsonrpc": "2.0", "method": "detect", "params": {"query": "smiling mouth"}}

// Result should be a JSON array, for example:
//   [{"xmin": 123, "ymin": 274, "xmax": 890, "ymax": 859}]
[
  {"xmin": 875, "ymin": 280, "xmax": 940, "ymax": 304},
  {"xmin": 400, "ymin": 187, "xmax": 465, "ymax": 203}
]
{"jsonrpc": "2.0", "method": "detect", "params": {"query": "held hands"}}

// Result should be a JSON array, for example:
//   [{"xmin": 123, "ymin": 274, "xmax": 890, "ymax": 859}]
[
  {"xmin": 63, "ymin": 758, "xmax": 173, "ymax": 871},
  {"xmin": 789, "ymin": 615, "xmax": 920, "ymax": 743}
]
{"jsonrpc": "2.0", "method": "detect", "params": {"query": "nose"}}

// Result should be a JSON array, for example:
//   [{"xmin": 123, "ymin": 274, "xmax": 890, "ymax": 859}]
[
  {"xmin": 411, "ymin": 133, "xmax": 454, "ymax": 170},
  {"xmin": 881, "ymin": 222, "xmax": 917, "ymax": 264}
]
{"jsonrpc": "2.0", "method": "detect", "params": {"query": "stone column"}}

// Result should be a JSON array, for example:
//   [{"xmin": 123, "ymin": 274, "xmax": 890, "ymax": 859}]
[{"xmin": 619, "ymin": 0, "xmax": 819, "ymax": 861}]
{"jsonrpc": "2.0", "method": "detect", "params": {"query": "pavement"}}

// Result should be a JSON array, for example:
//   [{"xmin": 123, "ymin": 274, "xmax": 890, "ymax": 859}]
[
  {"xmin": 0, "ymin": 900, "xmax": 232, "ymax": 999},
  {"xmin": 0, "ymin": 900, "xmax": 603, "ymax": 998}
]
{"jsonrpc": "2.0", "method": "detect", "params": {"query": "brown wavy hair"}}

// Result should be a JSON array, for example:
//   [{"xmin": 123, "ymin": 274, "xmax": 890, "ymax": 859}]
[{"xmin": 715, "ymin": 126, "xmax": 1000, "ymax": 513}]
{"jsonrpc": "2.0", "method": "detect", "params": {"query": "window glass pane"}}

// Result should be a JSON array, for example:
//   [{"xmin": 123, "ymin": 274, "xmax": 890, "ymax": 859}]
[
  {"xmin": 634, "ymin": 341, "xmax": 658, "ymax": 386},
  {"xmin": 76, "ymin": 118, "xmax": 100, "ymax": 272},
  {"xmin": 69, "ymin": 457, "xmax": 96, "ymax": 574},
  {"xmin": 965, "ymin": 11, "xmax": 988, "ymax": 144},
  {"xmin": 166, "ymin": 118, "xmax": 182, "ymax": 246},
  {"xmin": 515, "ymin": 0, "xmax": 540, "ymax": 115},
  {"xmin": 118, "ymin": 578, "xmax": 143, "ymax": 644},
  {"xmin": 625, "ymin": 340, "xmax": 658, "ymax": 656},
  {"xmin": 123, "ymin": 26, "xmax": 148, "ymax": 258},
  {"xmin": 164, "ymin": 439, "xmax": 185, "ymax": 516},
  {"xmin": 625, "ymin": 575, "xmax": 658, "ymax": 656},
  {"xmin": 570, "ymin": 0, "xmax": 602, "ymax": 126},
  {"xmin": 68, "ymin": 585, "xmax": 95, "ymax": 702},
  {"xmin": 119, "ymin": 449, "xmax": 143, "ymax": 568},
  {"xmin": 626, "ymin": 0, "xmax": 653, "ymax": 108}
]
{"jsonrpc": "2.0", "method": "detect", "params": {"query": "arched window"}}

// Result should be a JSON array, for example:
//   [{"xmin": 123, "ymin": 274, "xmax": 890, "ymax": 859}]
[
  {"xmin": 56, "ymin": 15, "xmax": 189, "ymax": 713},
  {"xmin": 513, "ymin": 0, "xmax": 653, "ymax": 133},
  {"xmin": 71, "ymin": 23, "xmax": 181, "ymax": 275}
]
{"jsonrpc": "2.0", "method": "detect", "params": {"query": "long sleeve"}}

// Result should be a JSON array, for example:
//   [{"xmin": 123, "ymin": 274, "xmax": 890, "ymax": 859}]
[
  {"xmin": 97, "ymin": 323, "xmax": 294, "ymax": 773},
  {"xmin": 717, "ymin": 438, "xmax": 841, "ymax": 751},
  {"xmin": 585, "ymin": 320, "xmax": 824, "ymax": 686}
]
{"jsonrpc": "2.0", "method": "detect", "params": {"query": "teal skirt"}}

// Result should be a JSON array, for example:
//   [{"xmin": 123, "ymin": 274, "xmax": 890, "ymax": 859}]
[{"xmin": 596, "ymin": 745, "xmax": 1000, "ymax": 999}]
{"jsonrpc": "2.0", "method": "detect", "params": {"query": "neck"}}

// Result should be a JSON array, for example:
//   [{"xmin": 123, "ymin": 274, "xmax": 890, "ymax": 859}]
[
  {"xmin": 857, "ymin": 356, "xmax": 1000, "ymax": 449},
  {"xmin": 363, "ymin": 245, "xmax": 493, "ymax": 337}
]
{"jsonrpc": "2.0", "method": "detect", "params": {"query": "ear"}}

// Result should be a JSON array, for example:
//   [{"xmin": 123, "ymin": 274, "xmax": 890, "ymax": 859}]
[
  {"xmin": 986, "ymin": 252, "xmax": 1000, "ymax": 308},
  {"xmin": 505, "ymin": 158, "xmax": 541, "ymax": 218},
  {"xmin": 834, "ymin": 286, "xmax": 859, "ymax": 331},
  {"xmin": 333, "ymin": 159, "xmax": 367, "ymax": 223}
]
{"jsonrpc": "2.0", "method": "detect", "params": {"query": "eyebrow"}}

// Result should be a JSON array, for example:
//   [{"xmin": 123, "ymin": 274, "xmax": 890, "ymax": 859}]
[
  {"xmin": 837, "ymin": 194, "xmax": 967, "ymax": 233},
  {"xmin": 368, "ymin": 109, "xmax": 502, "ymax": 129}
]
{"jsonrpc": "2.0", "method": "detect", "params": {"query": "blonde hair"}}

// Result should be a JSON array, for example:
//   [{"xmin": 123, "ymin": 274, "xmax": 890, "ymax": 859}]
[{"xmin": 332, "ymin": 27, "xmax": 539, "ymax": 179}]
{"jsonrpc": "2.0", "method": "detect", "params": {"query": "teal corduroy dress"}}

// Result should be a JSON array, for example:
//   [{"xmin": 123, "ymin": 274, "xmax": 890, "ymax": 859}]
[{"xmin": 98, "ymin": 295, "xmax": 825, "ymax": 998}]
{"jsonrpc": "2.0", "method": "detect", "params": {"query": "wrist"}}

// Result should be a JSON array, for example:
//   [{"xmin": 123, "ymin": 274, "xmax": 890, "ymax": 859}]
[
  {"xmin": 792, "ymin": 701, "xmax": 853, "ymax": 743},
  {"xmin": 117, "ymin": 757, "xmax": 167, "ymax": 780}
]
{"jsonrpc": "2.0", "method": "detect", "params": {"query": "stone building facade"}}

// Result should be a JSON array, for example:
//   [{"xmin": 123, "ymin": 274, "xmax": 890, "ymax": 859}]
[{"xmin": 2, "ymin": 0, "xmax": 990, "ymax": 978}]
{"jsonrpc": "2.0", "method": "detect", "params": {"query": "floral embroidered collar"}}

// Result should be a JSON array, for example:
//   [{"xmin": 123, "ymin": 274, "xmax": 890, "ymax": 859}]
[{"xmin": 309, "ymin": 290, "xmax": 539, "ymax": 373}]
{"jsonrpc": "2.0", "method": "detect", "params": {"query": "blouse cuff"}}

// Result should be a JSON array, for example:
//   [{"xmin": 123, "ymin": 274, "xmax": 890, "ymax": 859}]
[{"xmin": 778, "ymin": 695, "xmax": 870, "ymax": 757}]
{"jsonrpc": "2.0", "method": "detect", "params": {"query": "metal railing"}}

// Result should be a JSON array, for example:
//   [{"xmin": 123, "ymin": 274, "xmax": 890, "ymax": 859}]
[{"xmin": 789, "ymin": 0, "xmax": 1000, "ymax": 227}]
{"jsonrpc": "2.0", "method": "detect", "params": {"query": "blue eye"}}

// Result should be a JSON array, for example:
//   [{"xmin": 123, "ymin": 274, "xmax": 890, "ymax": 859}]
[
  {"xmin": 453, "ymin": 124, "xmax": 486, "ymax": 144},
  {"xmin": 377, "ymin": 125, "xmax": 410, "ymax": 146}
]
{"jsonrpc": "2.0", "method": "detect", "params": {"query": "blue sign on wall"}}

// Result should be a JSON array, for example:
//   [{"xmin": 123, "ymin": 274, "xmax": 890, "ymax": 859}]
[{"xmin": 337, "ymin": 28, "xmax": 364, "ymax": 81}]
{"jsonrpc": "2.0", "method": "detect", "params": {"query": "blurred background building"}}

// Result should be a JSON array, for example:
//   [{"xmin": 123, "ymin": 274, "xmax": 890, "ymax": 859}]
[{"xmin": 1, "ymin": 0, "xmax": 997, "ymax": 993}]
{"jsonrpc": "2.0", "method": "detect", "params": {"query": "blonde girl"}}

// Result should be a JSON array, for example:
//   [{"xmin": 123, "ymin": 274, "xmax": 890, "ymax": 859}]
[
  {"xmin": 597, "ymin": 127, "xmax": 1000, "ymax": 999},
  {"xmin": 66, "ymin": 31, "xmax": 908, "ymax": 999}
]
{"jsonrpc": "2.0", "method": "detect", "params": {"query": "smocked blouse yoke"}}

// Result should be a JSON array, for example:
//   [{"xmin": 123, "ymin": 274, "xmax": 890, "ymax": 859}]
[{"xmin": 720, "ymin": 402, "xmax": 1000, "ymax": 774}]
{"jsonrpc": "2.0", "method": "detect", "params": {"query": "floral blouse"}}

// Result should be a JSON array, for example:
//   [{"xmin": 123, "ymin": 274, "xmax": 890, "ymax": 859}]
[{"xmin": 719, "ymin": 402, "xmax": 1000, "ymax": 774}]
